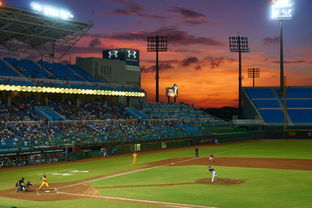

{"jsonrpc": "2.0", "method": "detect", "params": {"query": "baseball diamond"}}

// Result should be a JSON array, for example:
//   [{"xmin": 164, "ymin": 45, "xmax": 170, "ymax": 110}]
[{"xmin": 0, "ymin": 140, "xmax": 312, "ymax": 208}]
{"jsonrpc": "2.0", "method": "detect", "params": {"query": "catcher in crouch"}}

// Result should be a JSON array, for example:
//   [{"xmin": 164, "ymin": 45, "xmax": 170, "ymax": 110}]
[{"xmin": 38, "ymin": 175, "xmax": 50, "ymax": 191}]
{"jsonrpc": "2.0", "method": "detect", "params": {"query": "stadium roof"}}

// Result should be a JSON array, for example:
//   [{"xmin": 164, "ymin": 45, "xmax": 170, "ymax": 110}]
[{"xmin": 0, "ymin": 6, "xmax": 92, "ymax": 59}]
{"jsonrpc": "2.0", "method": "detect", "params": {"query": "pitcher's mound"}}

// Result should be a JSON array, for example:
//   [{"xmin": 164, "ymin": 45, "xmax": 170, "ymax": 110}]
[{"xmin": 195, "ymin": 178, "xmax": 245, "ymax": 185}]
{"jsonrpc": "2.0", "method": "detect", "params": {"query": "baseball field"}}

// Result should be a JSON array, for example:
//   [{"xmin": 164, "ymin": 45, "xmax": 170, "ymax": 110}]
[{"xmin": 0, "ymin": 140, "xmax": 311, "ymax": 208}]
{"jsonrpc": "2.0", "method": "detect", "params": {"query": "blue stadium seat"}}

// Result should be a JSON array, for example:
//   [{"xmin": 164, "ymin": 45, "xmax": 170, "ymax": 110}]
[
  {"xmin": 259, "ymin": 109, "xmax": 286, "ymax": 123},
  {"xmin": 39, "ymin": 61, "xmax": 83, "ymax": 81},
  {"xmin": 245, "ymin": 88, "xmax": 276, "ymax": 99},
  {"xmin": 67, "ymin": 64, "xmax": 100, "ymax": 83},
  {"xmin": 0, "ymin": 59, "xmax": 19, "ymax": 77},
  {"xmin": 288, "ymin": 110, "xmax": 312, "ymax": 123},
  {"xmin": 5, "ymin": 58, "xmax": 51, "ymax": 79},
  {"xmin": 253, "ymin": 99, "xmax": 280, "ymax": 108}
]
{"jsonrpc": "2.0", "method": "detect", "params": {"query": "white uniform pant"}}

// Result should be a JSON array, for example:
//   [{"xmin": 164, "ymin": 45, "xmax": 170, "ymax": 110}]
[{"xmin": 211, "ymin": 171, "xmax": 217, "ymax": 182}]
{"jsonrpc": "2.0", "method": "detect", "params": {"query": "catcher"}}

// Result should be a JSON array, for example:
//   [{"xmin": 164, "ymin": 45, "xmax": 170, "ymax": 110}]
[
  {"xmin": 15, "ymin": 177, "xmax": 25, "ymax": 192},
  {"xmin": 38, "ymin": 175, "xmax": 50, "ymax": 191}
]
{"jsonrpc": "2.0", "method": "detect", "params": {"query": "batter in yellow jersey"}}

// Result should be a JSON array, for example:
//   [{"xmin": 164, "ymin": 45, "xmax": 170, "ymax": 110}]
[{"xmin": 38, "ymin": 175, "xmax": 50, "ymax": 191}]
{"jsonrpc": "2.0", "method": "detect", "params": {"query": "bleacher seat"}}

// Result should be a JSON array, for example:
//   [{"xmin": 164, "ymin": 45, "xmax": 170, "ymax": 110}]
[
  {"xmin": 244, "ymin": 87, "xmax": 312, "ymax": 124},
  {"xmin": 4, "ymin": 57, "xmax": 51, "ymax": 79},
  {"xmin": 245, "ymin": 88, "xmax": 276, "ymax": 99},
  {"xmin": 68, "ymin": 64, "xmax": 100, "ymax": 82},
  {"xmin": 0, "ymin": 59, "xmax": 19, "ymax": 77},
  {"xmin": 39, "ymin": 61, "xmax": 83, "ymax": 81},
  {"xmin": 259, "ymin": 109, "xmax": 286, "ymax": 123}
]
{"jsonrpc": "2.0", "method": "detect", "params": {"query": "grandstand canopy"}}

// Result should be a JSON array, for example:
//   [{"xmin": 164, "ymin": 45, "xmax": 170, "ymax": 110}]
[{"xmin": 0, "ymin": 6, "xmax": 92, "ymax": 59}]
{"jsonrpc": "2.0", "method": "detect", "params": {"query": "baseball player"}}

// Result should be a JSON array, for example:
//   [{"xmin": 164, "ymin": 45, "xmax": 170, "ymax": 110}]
[
  {"xmin": 22, "ymin": 181, "xmax": 33, "ymax": 192},
  {"xmin": 132, "ymin": 152, "xmax": 138, "ymax": 164},
  {"xmin": 15, "ymin": 177, "xmax": 25, "ymax": 192},
  {"xmin": 194, "ymin": 147, "xmax": 199, "ymax": 157},
  {"xmin": 209, "ymin": 166, "xmax": 217, "ymax": 182},
  {"xmin": 209, "ymin": 154, "xmax": 215, "ymax": 162},
  {"xmin": 38, "ymin": 175, "xmax": 50, "ymax": 191}
]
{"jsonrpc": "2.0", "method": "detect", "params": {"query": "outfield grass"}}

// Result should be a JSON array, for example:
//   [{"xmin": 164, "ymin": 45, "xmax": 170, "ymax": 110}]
[
  {"xmin": 95, "ymin": 166, "xmax": 312, "ymax": 208},
  {"xmin": 0, "ymin": 140, "xmax": 311, "ymax": 208}
]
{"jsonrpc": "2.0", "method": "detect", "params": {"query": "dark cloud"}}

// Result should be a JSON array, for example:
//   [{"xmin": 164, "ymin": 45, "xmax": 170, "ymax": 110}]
[
  {"xmin": 141, "ymin": 63, "xmax": 175, "ymax": 73},
  {"xmin": 112, "ymin": 9, "xmax": 135, "ymax": 15},
  {"xmin": 183, "ymin": 20, "xmax": 207, "ymax": 25},
  {"xmin": 168, "ymin": 7, "xmax": 206, "ymax": 18},
  {"xmin": 172, "ymin": 49, "xmax": 201, "ymax": 53},
  {"xmin": 182, "ymin": 57, "xmax": 199, "ymax": 66},
  {"xmin": 195, "ymin": 65, "xmax": 202, "ymax": 70},
  {"xmin": 113, "ymin": 0, "xmax": 167, "ymax": 20},
  {"xmin": 181, "ymin": 56, "xmax": 234, "ymax": 70},
  {"xmin": 70, "ymin": 46, "xmax": 103, "ymax": 54},
  {"xmin": 203, "ymin": 56, "xmax": 229, "ymax": 69},
  {"xmin": 263, "ymin": 36, "xmax": 279, "ymax": 45},
  {"xmin": 116, "ymin": 0, "xmax": 144, "ymax": 13},
  {"xmin": 91, "ymin": 27, "xmax": 223, "ymax": 46},
  {"xmin": 272, "ymin": 60, "xmax": 307, "ymax": 64},
  {"xmin": 89, "ymin": 38, "xmax": 102, "ymax": 48}
]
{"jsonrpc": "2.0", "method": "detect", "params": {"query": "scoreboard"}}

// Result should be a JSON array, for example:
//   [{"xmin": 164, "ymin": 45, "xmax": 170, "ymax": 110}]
[{"xmin": 103, "ymin": 48, "xmax": 140, "ymax": 66}]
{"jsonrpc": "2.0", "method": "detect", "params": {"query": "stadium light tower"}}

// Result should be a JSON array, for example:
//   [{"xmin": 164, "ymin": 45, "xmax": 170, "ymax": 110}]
[
  {"xmin": 229, "ymin": 35, "xmax": 249, "ymax": 117},
  {"xmin": 271, "ymin": 0, "xmax": 294, "ymax": 92},
  {"xmin": 147, "ymin": 35, "xmax": 168, "ymax": 103},
  {"xmin": 248, "ymin": 67, "xmax": 260, "ymax": 87}
]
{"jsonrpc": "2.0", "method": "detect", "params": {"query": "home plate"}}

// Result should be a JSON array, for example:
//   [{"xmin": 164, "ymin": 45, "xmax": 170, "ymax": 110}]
[{"xmin": 45, "ymin": 190, "xmax": 50, "ymax": 193}]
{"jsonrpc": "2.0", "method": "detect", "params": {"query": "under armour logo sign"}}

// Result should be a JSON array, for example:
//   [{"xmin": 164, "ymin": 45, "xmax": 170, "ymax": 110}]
[
  {"xmin": 127, "ymin": 50, "xmax": 137, "ymax": 59},
  {"xmin": 108, "ymin": 50, "xmax": 118, "ymax": 59}
]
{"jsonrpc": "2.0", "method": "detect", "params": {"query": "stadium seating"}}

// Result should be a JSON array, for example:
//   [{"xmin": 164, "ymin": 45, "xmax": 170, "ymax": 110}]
[
  {"xmin": 39, "ymin": 61, "xmax": 83, "ymax": 81},
  {"xmin": 67, "ymin": 64, "xmax": 100, "ymax": 83},
  {"xmin": 0, "ymin": 57, "xmax": 144, "ymax": 94},
  {"xmin": 243, "ymin": 87, "xmax": 312, "ymax": 124},
  {"xmin": 136, "ymin": 103, "xmax": 219, "ymax": 122},
  {"xmin": 0, "ymin": 59, "xmax": 19, "ymax": 77},
  {"xmin": 4, "ymin": 57, "xmax": 51, "ymax": 79}
]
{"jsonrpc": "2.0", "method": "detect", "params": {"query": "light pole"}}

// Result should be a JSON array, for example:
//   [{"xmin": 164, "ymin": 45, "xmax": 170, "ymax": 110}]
[
  {"xmin": 229, "ymin": 36, "xmax": 249, "ymax": 117},
  {"xmin": 147, "ymin": 35, "xmax": 168, "ymax": 103},
  {"xmin": 248, "ymin": 67, "xmax": 260, "ymax": 87},
  {"xmin": 271, "ymin": 0, "xmax": 294, "ymax": 92}
]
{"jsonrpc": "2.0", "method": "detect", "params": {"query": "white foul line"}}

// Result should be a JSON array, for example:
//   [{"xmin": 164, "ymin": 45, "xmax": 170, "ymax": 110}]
[{"xmin": 58, "ymin": 191, "xmax": 217, "ymax": 208}]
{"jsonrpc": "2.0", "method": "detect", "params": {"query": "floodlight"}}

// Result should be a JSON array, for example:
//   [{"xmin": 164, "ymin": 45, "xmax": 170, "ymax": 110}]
[
  {"xmin": 30, "ymin": 2, "xmax": 74, "ymax": 20},
  {"xmin": 271, "ymin": 0, "xmax": 294, "ymax": 20}
]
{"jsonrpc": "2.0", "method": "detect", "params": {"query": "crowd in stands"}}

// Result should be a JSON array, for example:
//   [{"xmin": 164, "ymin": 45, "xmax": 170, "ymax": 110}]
[
  {"xmin": 51, "ymin": 100, "xmax": 129, "ymax": 120},
  {"xmin": 0, "ymin": 98, "xmax": 217, "ymax": 151},
  {"xmin": 0, "ymin": 118, "xmax": 211, "ymax": 149},
  {"xmin": 0, "ymin": 99, "xmax": 44, "ymax": 121}
]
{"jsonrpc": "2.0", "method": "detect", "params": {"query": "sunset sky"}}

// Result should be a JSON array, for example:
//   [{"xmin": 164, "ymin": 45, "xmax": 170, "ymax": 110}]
[{"xmin": 6, "ymin": 0, "xmax": 312, "ymax": 108}]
